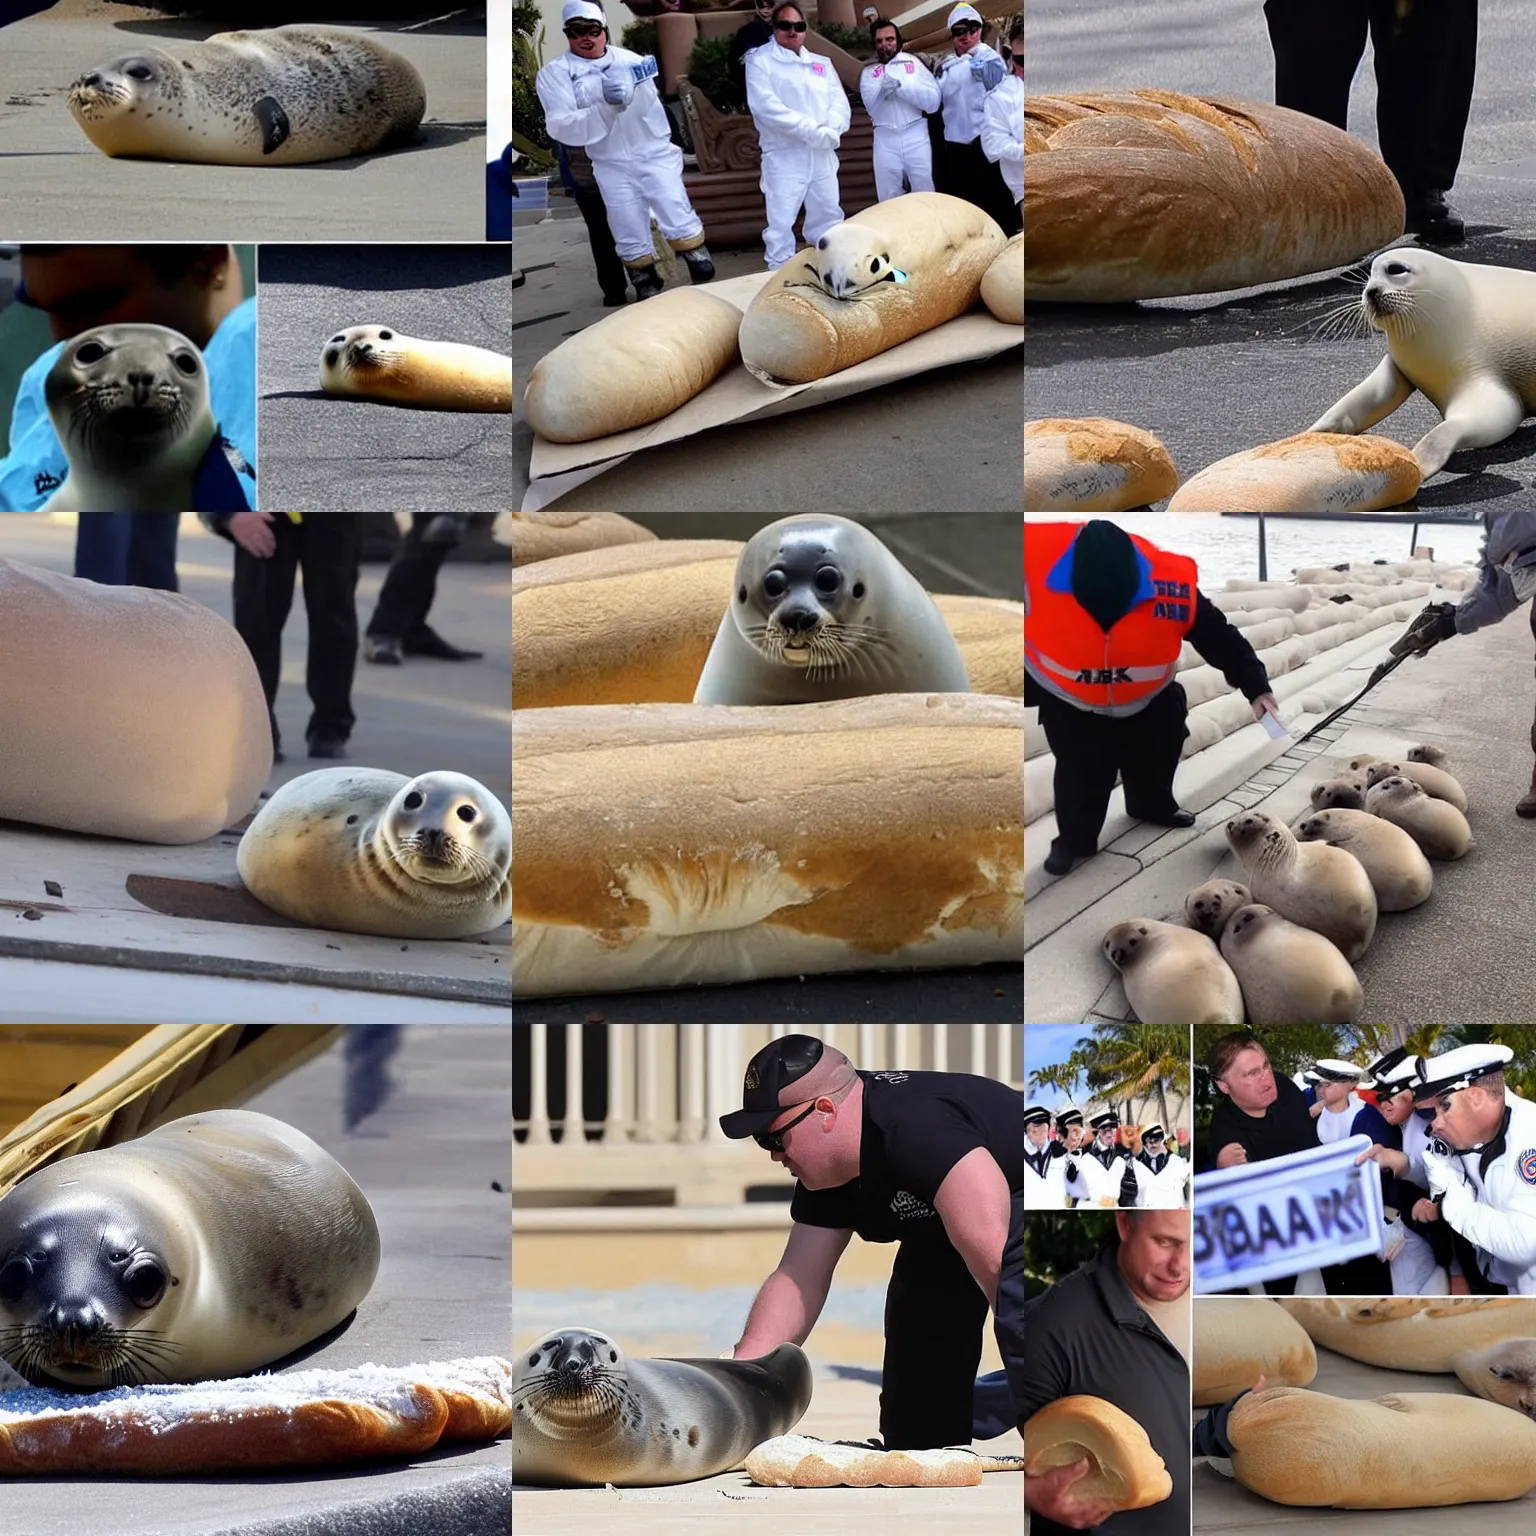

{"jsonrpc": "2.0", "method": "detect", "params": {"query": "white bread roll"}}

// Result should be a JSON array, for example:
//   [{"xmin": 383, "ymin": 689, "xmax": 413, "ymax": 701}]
[
  {"xmin": 1225, "ymin": 1385, "xmax": 1536, "ymax": 1507},
  {"xmin": 1277, "ymin": 1298, "xmax": 1536, "ymax": 1372},
  {"xmin": 508, "ymin": 512, "xmax": 656, "ymax": 566},
  {"xmin": 1025, "ymin": 417, "xmax": 1179, "ymax": 510},
  {"xmin": 981, "ymin": 233, "xmax": 1023, "ymax": 324},
  {"xmin": 1023, "ymin": 1395, "xmax": 1172, "ymax": 1511},
  {"xmin": 745, "ymin": 1435, "xmax": 1021, "ymax": 1488},
  {"xmin": 522, "ymin": 288, "xmax": 742, "ymax": 443},
  {"xmin": 511, "ymin": 541, "xmax": 1023, "ymax": 708},
  {"xmin": 1025, "ymin": 92, "xmax": 1405, "ymax": 302},
  {"xmin": 1166, "ymin": 432, "xmax": 1421, "ymax": 512},
  {"xmin": 738, "ymin": 193, "xmax": 1006, "ymax": 384},
  {"xmin": 511, "ymin": 694, "xmax": 1023, "ymax": 996},
  {"xmin": 1194, "ymin": 1299, "xmax": 1316, "ymax": 1405}
]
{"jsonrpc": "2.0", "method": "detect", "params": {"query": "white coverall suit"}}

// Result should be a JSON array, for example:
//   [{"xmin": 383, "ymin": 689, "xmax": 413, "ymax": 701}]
[
  {"xmin": 857, "ymin": 52, "xmax": 939, "ymax": 202},
  {"xmin": 746, "ymin": 40, "xmax": 852, "ymax": 268},
  {"xmin": 536, "ymin": 46, "xmax": 706, "ymax": 266},
  {"xmin": 981, "ymin": 70, "xmax": 1023, "ymax": 204}
]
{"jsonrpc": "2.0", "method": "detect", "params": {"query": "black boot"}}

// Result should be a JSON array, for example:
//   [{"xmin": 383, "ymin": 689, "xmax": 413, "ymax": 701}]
[
  {"xmin": 1132, "ymin": 808, "xmax": 1196, "ymax": 829},
  {"xmin": 628, "ymin": 262, "xmax": 664, "ymax": 300},
  {"xmin": 680, "ymin": 245, "xmax": 716, "ymax": 283},
  {"xmin": 1043, "ymin": 838, "xmax": 1088, "ymax": 877},
  {"xmin": 1406, "ymin": 189, "xmax": 1465, "ymax": 245},
  {"xmin": 365, "ymin": 635, "xmax": 403, "ymax": 665}
]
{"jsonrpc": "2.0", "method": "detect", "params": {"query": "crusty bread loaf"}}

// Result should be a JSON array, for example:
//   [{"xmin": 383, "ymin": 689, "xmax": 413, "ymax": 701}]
[
  {"xmin": 511, "ymin": 540, "xmax": 1023, "ymax": 708},
  {"xmin": 1167, "ymin": 431, "xmax": 1420, "ymax": 511},
  {"xmin": 1023, "ymin": 1395, "xmax": 1172, "ymax": 1511},
  {"xmin": 1277, "ymin": 1298, "xmax": 1536, "ymax": 1372},
  {"xmin": 511, "ymin": 694, "xmax": 1023, "ymax": 996},
  {"xmin": 1025, "ymin": 418, "xmax": 1179, "ymax": 510},
  {"xmin": 981, "ymin": 233, "xmax": 1023, "ymax": 324},
  {"xmin": 508, "ymin": 512, "xmax": 656, "ymax": 566},
  {"xmin": 522, "ymin": 288, "xmax": 742, "ymax": 443},
  {"xmin": 0, "ymin": 1358, "xmax": 512, "ymax": 1475},
  {"xmin": 1225, "ymin": 1385, "xmax": 1536, "ymax": 1507},
  {"xmin": 1025, "ymin": 92, "xmax": 1405, "ymax": 302},
  {"xmin": 739, "ymin": 193, "xmax": 1007, "ymax": 384},
  {"xmin": 1194, "ymin": 1299, "xmax": 1317, "ymax": 1405},
  {"xmin": 745, "ymin": 1435, "xmax": 1022, "ymax": 1488}
]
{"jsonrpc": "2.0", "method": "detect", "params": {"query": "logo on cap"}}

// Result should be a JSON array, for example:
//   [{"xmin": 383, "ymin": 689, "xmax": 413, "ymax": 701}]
[
  {"xmin": 745, "ymin": 1065, "xmax": 760, "ymax": 1091},
  {"xmin": 1521, "ymin": 1149, "xmax": 1536, "ymax": 1185}
]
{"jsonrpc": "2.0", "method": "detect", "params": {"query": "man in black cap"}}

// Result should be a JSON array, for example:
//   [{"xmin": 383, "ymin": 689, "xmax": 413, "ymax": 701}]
[
  {"xmin": 720, "ymin": 1034, "xmax": 1024, "ymax": 1448},
  {"xmin": 1066, "ymin": 1110, "xmax": 1138, "ymax": 1207},
  {"xmin": 1025, "ymin": 1102, "xmax": 1070, "ymax": 1209},
  {"xmin": 1055, "ymin": 1106, "xmax": 1087, "ymax": 1207},
  {"xmin": 1131, "ymin": 1124, "xmax": 1188, "ymax": 1209}
]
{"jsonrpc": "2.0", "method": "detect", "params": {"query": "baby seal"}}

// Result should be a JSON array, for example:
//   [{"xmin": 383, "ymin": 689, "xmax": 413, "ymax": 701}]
[
  {"xmin": 1364, "ymin": 775, "xmax": 1473, "ymax": 860},
  {"xmin": 1453, "ymin": 1340, "xmax": 1536, "ymax": 1420},
  {"xmin": 237, "ymin": 767, "xmax": 511, "ymax": 939},
  {"xmin": 1310, "ymin": 778, "xmax": 1367, "ymax": 812},
  {"xmin": 1225, "ymin": 809, "xmax": 1377, "ymax": 961},
  {"xmin": 0, "ymin": 1110, "xmax": 378, "ymax": 1388},
  {"xmin": 67, "ymin": 26, "xmax": 426, "ymax": 166},
  {"xmin": 1359, "ymin": 756, "xmax": 1469, "ymax": 813},
  {"xmin": 40, "ymin": 324, "xmax": 214, "ymax": 512},
  {"xmin": 692, "ymin": 515, "xmax": 970, "ymax": 705},
  {"xmin": 320, "ymin": 326, "xmax": 512, "ymax": 412},
  {"xmin": 1219, "ymin": 903, "xmax": 1364, "ymax": 1025},
  {"xmin": 1101, "ymin": 918, "xmax": 1243, "ymax": 1026},
  {"xmin": 1184, "ymin": 879, "xmax": 1253, "ymax": 940},
  {"xmin": 1295, "ymin": 808, "xmax": 1432, "ymax": 912}
]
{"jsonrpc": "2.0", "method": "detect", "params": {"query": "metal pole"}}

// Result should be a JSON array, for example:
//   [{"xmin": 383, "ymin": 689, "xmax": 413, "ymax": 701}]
[
  {"xmin": 1410, "ymin": 521, "xmax": 1419, "ymax": 557},
  {"xmin": 1257, "ymin": 514, "xmax": 1268, "ymax": 581}
]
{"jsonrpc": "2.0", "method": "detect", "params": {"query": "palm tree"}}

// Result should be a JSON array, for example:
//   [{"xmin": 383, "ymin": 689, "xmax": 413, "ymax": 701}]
[
  {"xmin": 1028, "ymin": 1058, "xmax": 1085, "ymax": 1105},
  {"xmin": 1085, "ymin": 1022, "xmax": 1189, "ymax": 1130}
]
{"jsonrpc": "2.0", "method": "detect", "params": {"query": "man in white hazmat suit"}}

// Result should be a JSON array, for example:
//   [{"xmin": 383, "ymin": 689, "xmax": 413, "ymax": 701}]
[
  {"xmin": 981, "ymin": 17, "xmax": 1023, "ymax": 214},
  {"xmin": 936, "ymin": 3, "xmax": 1019, "ymax": 236},
  {"xmin": 746, "ymin": 2, "xmax": 852, "ymax": 268},
  {"xmin": 535, "ymin": 0, "xmax": 714, "ymax": 300},
  {"xmin": 858, "ymin": 18, "xmax": 939, "ymax": 202}
]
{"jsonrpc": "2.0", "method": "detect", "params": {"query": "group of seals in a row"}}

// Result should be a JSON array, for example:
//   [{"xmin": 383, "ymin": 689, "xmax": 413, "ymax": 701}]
[{"xmin": 1102, "ymin": 746, "xmax": 1471, "ymax": 1025}]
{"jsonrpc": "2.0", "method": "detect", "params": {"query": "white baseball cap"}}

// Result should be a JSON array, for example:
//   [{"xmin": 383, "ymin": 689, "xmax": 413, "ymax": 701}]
[
  {"xmin": 948, "ymin": 4, "xmax": 984, "ymax": 26},
  {"xmin": 562, "ymin": 1, "xmax": 606, "ymax": 26}
]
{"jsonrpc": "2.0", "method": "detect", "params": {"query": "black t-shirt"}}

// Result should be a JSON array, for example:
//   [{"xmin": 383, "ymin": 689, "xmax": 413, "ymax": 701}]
[
  {"xmin": 791, "ymin": 1070, "xmax": 1023, "ymax": 1245},
  {"xmin": 1205, "ymin": 1070, "xmax": 1318, "ymax": 1169}
]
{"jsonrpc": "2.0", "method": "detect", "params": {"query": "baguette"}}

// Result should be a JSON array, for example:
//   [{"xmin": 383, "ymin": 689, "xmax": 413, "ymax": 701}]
[
  {"xmin": 508, "ymin": 512, "xmax": 656, "ymax": 567},
  {"xmin": 745, "ymin": 1435, "xmax": 1022, "ymax": 1488},
  {"xmin": 1023, "ymin": 1395, "xmax": 1172, "ymax": 1511},
  {"xmin": 511, "ymin": 541, "xmax": 1023, "ymax": 708},
  {"xmin": 738, "ymin": 193, "xmax": 1007, "ymax": 385},
  {"xmin": 522, "ymin": 288, "xmax": 742, "ymax": 443},
  {"xmin": 1194, "ymin": 1299, "xmax": 1316, "ymax": 1405},
  {"xmin": 1025, "ymin": 417, "xmax": 1179, "ymax": 510},
  {"xmin": 980, "ymin": 233, "xmax": 1023, "ymax": 325},
  {"xmin": 1277, "ymin": 1298, "xmax": 1536, "ymax": 1372},
  {"xmin": 0, "ymin": 1358, "xmax": 512, "ymax": 1475},
  {"xmin": 1225, "ymin": 1385, "xmax": 1536, "ymax": 1507},
  {"xmin": 1166, "ymin": 432, "xmax": 1420, "ymax": 512},
  {"xmin": 511, "ymin": 694, "xmax": 1024, "ymax": 997},
  {"xmin": 1025, "ymin": 92, "xmax": 1405, "ymax": 302}
]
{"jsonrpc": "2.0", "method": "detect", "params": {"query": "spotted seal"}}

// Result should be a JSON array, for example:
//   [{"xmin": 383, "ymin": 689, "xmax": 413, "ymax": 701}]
[{"xmin": 320, "ymin": 326, "xmax": 512, "ymax": 413}]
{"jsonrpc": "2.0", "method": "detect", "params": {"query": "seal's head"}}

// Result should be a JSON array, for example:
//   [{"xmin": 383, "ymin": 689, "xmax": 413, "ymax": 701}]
[
  {"xmin": 1474, "ymin": 1339, "xmax": 1536, "ymax": 1419},
  {"xmin": 1310, "ymin": 779, "xmax": 1366, "ymax": 811},
  {"xmin": 1225, "ymin": 810, "xmax": 1286, "ymax": 861},
  {"xmin": 1364, "ymin": 760, "xmax": 1407, "ymax": 787},
  {"xmin": 514, "ymin": 1327, "xmax": 633, "ymax": 1437},
  {"xmin": 1360, "ymin": 247, "xmax": 1462, "ymax": 336},
  {"xmin": 1101, "ymin": 920, "xmax": 1151, "ymax": 971},
  {"xmin": 1184, "ymin": 879, "xmax": 1252, "ymax": 938},
  {"xmin": 1222, "ymin": 903, "xmax": 1275, "ymax": 946},
  {"xmin": 379, "ymin": 771, "xmax": 512, "ymax": 890},
  {"xmin": 0, "ymin": 1164, "xmax": 190, "ymax": 1388},
  {"xmin": 1369, "ymin": 773, "xmax": 1422, "ymax": 804},
  {"xmin": 67, "ymin": 49, "xmax": 187, "ymax": 152},
  {"xmin": 814, "ymin": 223, "xmax": 907, "ymax": 301},
  {"xmin": 321, "ymin": 325, "xmax": 409, "ymax": 390}
]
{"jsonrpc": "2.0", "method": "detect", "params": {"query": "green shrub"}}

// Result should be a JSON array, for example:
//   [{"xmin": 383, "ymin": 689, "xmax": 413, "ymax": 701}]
[
  {"xmin": 620, "ymin": 21, "xmax": 660, "ymax": 58},
  {"xmin": 684, "ymin": 35, "xmax": 746, "ymax": 115},
  {"xmin": 513, "ymin": 2, "xmax": 551, "ymax": 161},
  {"xmin": 815, "ymin": 21, "xmax": 875, "ymax": 56}
]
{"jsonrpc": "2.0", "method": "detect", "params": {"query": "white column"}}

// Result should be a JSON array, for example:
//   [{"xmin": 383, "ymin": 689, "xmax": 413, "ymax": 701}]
[
  {"xmin": 564, "ymin": 1022, "xmax": 584, "ymax": 1145},
  {"xmin": 969, "ymin": 1023, "xmax": 988, "ymax": 1076},
  {"xmin": 680, "ymin": 1023, "xmax": 705, "ymax": 1143},
  {"xmin": 638, "ymin": 1023, "xmax": 663, "ymax": 1142},
  {"xmin": 526, "ymin": 1023, "xmax": 551, "ymax": 1145},
  {"xmin": 604, "ymin": 1022, "xmax": 630, "ymax": 1143},
  {"xmin": 705, "ymin": 1024, "xmax": 737, "ymax": 1143},
  {"xmin": 930, "ymin": 1023, "xmax": 947, "ymax": 1073},
  {"xmin": 859, "ymin": 1022, "xmax": 878, "ymax": 1070},
  {"xmin": 999, "ymin": 1024, "xmax": 1016, "ymax": 1087}
]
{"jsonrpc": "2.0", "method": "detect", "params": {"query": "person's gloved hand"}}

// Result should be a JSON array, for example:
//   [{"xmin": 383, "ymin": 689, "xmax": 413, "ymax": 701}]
[
  {"xmin": 1381, "ymin": 1214, "xmax": 1408, "ymax": 1263},
  {"xmin": 600, "ymin": 69, "xmax": 633, "ymax": 107},
  {"xmin": 1192, "ymin": 1380, "xmax": 1264, "ymax": 1458},
  {"xmin": 970, "ymin": 53, "xmax": 1005, "ymax": 88},
  {"xmin": 1390, "ymin": 600, "xmax": 1458, "ymax": 658},
  {"xmin": 817, "ymin": 124, "xmax": 842, "ymax": 149},
  {"xmin": 879, "ymin": 69, "xmax": 900, "ymax": 98}
]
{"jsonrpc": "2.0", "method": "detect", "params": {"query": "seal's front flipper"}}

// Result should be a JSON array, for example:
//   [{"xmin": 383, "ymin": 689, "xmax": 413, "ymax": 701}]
[{"xmin": 254, "ymin": 96, "xmax": 291, "ymax": 155}]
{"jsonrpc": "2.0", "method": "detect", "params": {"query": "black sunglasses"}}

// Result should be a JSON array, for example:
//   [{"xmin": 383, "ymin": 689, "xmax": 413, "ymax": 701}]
[
  {"xmin": 952, "ymin": 21, "xmax": 981, "ymax": 34},
  {"xmin": 564, "ymin": 23, "xmax": 604, "ymax": 37},
  {"xmin": 776, "ymin": 19, "xmax": 809, "ymax": 31},
  {"xmin": 755, "ymin": 1101, "xmax": 817, "ymax": 1153}
]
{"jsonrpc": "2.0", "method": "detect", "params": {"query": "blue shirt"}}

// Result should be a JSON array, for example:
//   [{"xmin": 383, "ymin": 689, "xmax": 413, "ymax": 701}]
[{"xmin": 0, "ymin": 297, "xmax": 257, "ymax": 512}]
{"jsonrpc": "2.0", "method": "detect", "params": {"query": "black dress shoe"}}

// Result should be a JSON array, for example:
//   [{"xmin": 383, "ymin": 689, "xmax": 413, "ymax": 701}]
[
  {"xmin": 601, "ymin": 291, "xmax": 628, "ymax": 307},
  {"xmin": 307, "ymin": 734, "xmax": 349, "ymax": 759},
  {"xmin": 365, "ymin": 635, "xmax": 403, "ymax": 665},
  {"xmin": 1131, "ymin": 807, "xmax": 1196, "ymax": 829},
  {"xmin": 403, "ymin": 626, "xmax": 484, "ymax": 661},
  {"xmin": 1406, "ymin": 189, "xmax": 1465, "ymax": 245},
  {"xmin": 1044, "ymin": 838, "xmax": 1087, "ymax": 876}
]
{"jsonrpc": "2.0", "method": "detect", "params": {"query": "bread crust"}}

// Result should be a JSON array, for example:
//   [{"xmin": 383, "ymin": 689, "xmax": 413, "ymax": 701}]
[
  {"xmin": 1194, "ymin": 1299, "xmax": 1317, "ymax": 1405},
  {"xmin": 980, "ymin": 233, "xmax": 1023, "ymax": 325},
  {"xmin": 508, "ymin": 513, "xmax": 657, "ymax": 567},
  {"xmin": 1024, "ymin": 1394, "xmax": 1173, "ymax": 1511},
  {"xmin": 1277, "ymin": 1298, "xmax": 1536, "ymax": 1372}
]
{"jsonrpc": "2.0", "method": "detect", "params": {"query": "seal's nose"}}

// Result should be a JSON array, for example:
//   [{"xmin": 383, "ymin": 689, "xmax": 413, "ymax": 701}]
[
  {"xmin": 778, "ymin": 605, "xmax": 821, "ymax": 634},
  {"xmin": 80, "ymin": 71, "xmax": 101, "ymax": 87},
  {"xmin": 126, "ymin": 368, "xmax": 155, "ymax": 404},
  {"xmin": 47, "ymin": 1301, "xmax": 104, "ymax": 1357}
]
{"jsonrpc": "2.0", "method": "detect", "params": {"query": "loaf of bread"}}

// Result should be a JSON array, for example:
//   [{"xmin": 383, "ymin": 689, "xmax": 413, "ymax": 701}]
[
  {"xmin": 745, "ymin": 1435, "xmax": 1022, "ymax": 1488},
  {"xmin": 511, "ymin": 693, "xmax": 1024, "ymax": 996},
  {"xmin": 1166, "ymin": 431, "xmax": 1420, "ymax": 511},
  {"xmin": 981, "ymin": 232, "xmax": 1023, "ymax": 324},
  {"xmin": 1023, "ymin": 1395, "xmax": 1172, "ymax": 1511},
  {"xmin": 511, "ymin": 540, "xmax": 1023, "ymax": 708},
  {"xmin": 0, "ymin": 1357, "xmax": 512, "ymax": 1475},
  {"xmin": 522, "ymin": 288, "xmax": 742, "ymax": 443},
  {"xmin": 508, "ymin": 512, "xmax": 656, "ymax": 567},
  {"xmin": 1194, "ymin": 1299, "xmax": 1317, "ymax": 1405},
  {"xmin": 1277, "ymin": 1298, "xmax": 1536, "ymax": 1372},
  {"xmin": 1025, "ymin": 417, "xmax": 1180, "ymax": 510},
  {"xmin": 1025, "ymin": 92, "xmax": 1406, "ymax": 302},
  {"xmin": 1225, "ymin": 1385, "xmax": 1536, "ymax": 1507},
  {"xmin": 738, "ymin": 193, "xmax": 1007, "ymax": 384}
]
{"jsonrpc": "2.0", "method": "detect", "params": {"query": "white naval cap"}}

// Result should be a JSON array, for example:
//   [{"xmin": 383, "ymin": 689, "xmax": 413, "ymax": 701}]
[
  {"xmin": 1312, "ymin": 1058, "xmax": 1365, "ymax": 1084},
  {"xmin": 947, "ymin": 4, "xmax": 984, "ymax": 26},
  {"xmin": 562, "ymin": 1, "xmax": 606, "ymax": 25},
  {"xmin": 1363, "ymin": 1045, "xmax": 1413, "ymax": 1088},
  {"xmin": 1300, "ymin": 1069, "xmax": 1321, "ymax": 1084},
  {"xmin": 1142, "ymin": 1123, "xmax": 1167, "ymax": 1140},
  {"xmin": 1054, "ymin": 1105, "xmax": 1085, "ymax": 1129},
  {"xmin": 1412, "ymin": 1043, "xmax": 1515, "ymax": 1100},
  {"xmin": 1024, "ymin": 1102, "xmax": 1053, "ymax": 1127},
  {"xmin": 1089, "ymin": 1110, "xmax": 1119, "ymax": 1132}
]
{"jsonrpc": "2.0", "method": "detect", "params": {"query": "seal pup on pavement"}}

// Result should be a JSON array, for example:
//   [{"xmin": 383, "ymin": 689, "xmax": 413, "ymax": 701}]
[
  {"xmin": 1218, "ymin": 904, "xmax": 1364, "ymax": 1025},
  {"xmin": 1101, "ymin": 918, "xmax": 1243, "ymax": 1026},
  {"xmin": 1364, "ymin": 775, "xmax": 1473, "ymax": 860},
  {"xmin": 1225, "ymin": 809, "xmax": 1377, "ymax": 961},
  {"xmin": 1309, "ymin": 777, "xmax": 1367, "ymax": 812},
  {"xmin": 238, "ymin": 768, "xmax": 511, "ymax": 938},
  {"xmin": 67, "ymin": 26, "xmax": 426, "ymax": 166},
  {"xmin": 693, "ymin": 515, "xmax": 971, "ymax": 705},
  {"xmin": 1356, "ymin": 755, "xmax": 1469, "ymax": 813},
  {"xmin": 1453, "ymin": 1339, "xmax": 1536, "ymax": 1420},
  {"xmin": 1184, "ymin": 879, "xmax": 1252, "ymax": 940},
  {"xmin": 1309, "ymin": 248, "xmax": 1536, "ymax": 478},
  {"xmin": 0, "ymin": 1110, "xmax": 378, "ymax": 1388},
  {"xmin": 1295, "ymin": 807, "xmax": 1432, "ymax": 911},
  {"xmin": 40, "ymin": 324, "xmax": 214, "ymax": 512},
  {"xmin": 512, "ymin": 1327, "xmax": 813, "ymax": 1486},
  {"xmin": 320, "ymin": 327, "xmax": 513, "ymax": 413}
]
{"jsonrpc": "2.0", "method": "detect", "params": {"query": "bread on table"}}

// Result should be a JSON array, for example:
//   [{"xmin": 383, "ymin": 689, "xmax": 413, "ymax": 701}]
[
  {"xmin": 508, "ymin": 512, "xmax": 656, "ymax": 567},
  {"xmin": 522, "ymin": 288, "xmax": 742, "ymax": 443},
  {"xmin": 1166, "ymin": 432, "xmax": 1421, "ymax": 512},
  {"xmin": 745, "ymin": 1435, "xmax": 1023, "ymax": 1488},
  {"xmin": 1025, "ymin": 91, "xmax": 1405, "ymax": 302},
  {"xmin": 1194, "ymin": 1299, "xmax": 1317, "ymax": 1405},
  {"xmin": 1023, "ymin": 1394, "xmax": 1173, "ymax": 1511},
  {"xmin": 1025, "ymin": 417, "xmax": 1179, "ymax": 510},
  {"xmin": 1277, "ymin": 1297, "xmax": 1536, "ymax": 1372},
  {"xmin": 981, "ymin": 233, "xmax": 1023, "ymax": 324},
  {"xmin": 1225, "ymin": 1385, "xmax": 1536, "ymax": 1507}
]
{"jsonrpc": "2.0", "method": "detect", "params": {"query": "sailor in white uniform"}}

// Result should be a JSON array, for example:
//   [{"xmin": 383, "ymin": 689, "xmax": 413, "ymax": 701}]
[
  {"xmin": 1023, "ymin": 1102, "xmax": 1069, "ymax": 1209},
  {"xmin": 1066, "ymin": 1110, "xmax": 1135, "ymax": 1207},
  {"xmin": 1130, "ymin": 1123, "xmax": 1188, "ymax": 1208},
  {"xmin": 1310, "ymin": 1059, "xmax": 1367, "ymax": 1144}
]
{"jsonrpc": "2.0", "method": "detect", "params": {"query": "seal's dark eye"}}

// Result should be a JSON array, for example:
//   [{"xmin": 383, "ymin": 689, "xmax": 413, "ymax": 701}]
[
  {"xmin": 126, "ymin": 64, "xmax": 153, "ymax": 80},
  {"xmin": 1386, "ymin": 262, "xmax": 1408, "ymax": 276},
  {"xmin": 172, "ymin": 352, "xmax": 198, "ymax": 376},
  {"xmin": 529, "ymin": 1353, "xmax": 541, "ymax": 1367},
  {"xmin": 122, "ymin": 1258, "xmax": 166, "ymax": 1309},
  {"xmin": 852, "ymin": 581, "xmax": 865, "ymax": 599},
  {"xmin": 325, "ymin": 349, "xmax": 340, "ymax": 367},
  {"xmin": 814, "ymin": 565, "xmax": 840, "ymax": 595},
  {"xmin": 330, "ymin": 335, "xmax": 345, "ymax": 344},
  {"xmin": 403, "ymin": 791, "xmax": 424, "ymax": 811},
  {"xmin": 737, "ymin": 584, "xmax": 748, "ymax": 603},
  {"xmin": 0, "ymin": 1255, "xmax": 31, "ymax": 1302},
  {"xmin": 456, "ymin": 805, "xmax": 477, "ymax": 823},
  {"xmin": 763, "ymin": 571, "xmax": 788, "ymax": 599},
  {"xmin": 378, "ymin": 330, "xmax": 394, "ymax": 340},
  {"xmin": 817, "ymin": 236, "xmax": 829, "ymax": 250},
  {"xmin": 76, "ymin": 341, "xmax": 108, "ymax": 365},
  {"xmin": 608, "ymin": 1349, "xmax": 618, "ymax": 1362},
  {"xmin": 869, "ymin": 258, "xmax": 881, "ymax": 273},
  {"xmin": 346, "ymin": 814, "xmax": 359, "ymax": 825}
]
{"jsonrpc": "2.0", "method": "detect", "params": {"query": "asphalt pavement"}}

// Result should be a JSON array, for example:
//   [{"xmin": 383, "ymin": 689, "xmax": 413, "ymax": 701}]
[
  {"xmin": 1024, "ymin": 0, "xmax": 1536, "ymax": 510},
  {"xmin": 0, "ymin": 15, "xmax": 488, "ymax": 242},
  {"xmin": 258, "ymin": 246, "xmax": 514, "ymax": 514}
]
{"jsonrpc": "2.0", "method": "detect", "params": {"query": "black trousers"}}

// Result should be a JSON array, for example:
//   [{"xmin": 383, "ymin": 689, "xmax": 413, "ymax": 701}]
[
  {"xmin": 232, "ymin": 514, "xmax": 361, "ymax": 750},
  {"xmin": 936, "ymin": 136, "xmax": 1022, "ymax": 237},
  {"xmin": 367, "ymin": 514, "xmax": 452, "ymax": 640},
  {"xmin": 572, "ymin": 184, "xmax": 628, "ymax": 298},
  {"xmin": 1263, "ymin": 0, "xmax": 1477, "ymax": 199},
  {"xmin": 881, "ymin": 1232, "xmax": 991, "ymax": 1449},
  {"xmin": 1036, "ymin": 683, "xmax": 1190, "ymax": 855},
  {"xmin": 73, "ymin": 513, "xmax": 179, "ymax": 592}
]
